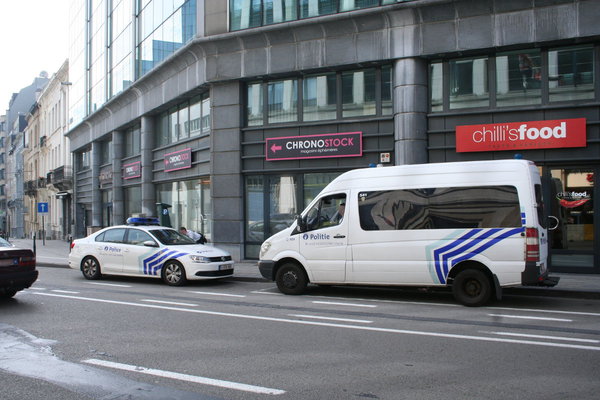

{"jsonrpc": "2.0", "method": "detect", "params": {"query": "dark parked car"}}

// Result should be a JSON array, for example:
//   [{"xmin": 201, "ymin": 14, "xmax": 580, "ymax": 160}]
[{"xmin": 0, "ymin": 238, "xmax": 38, "ymax": 299}]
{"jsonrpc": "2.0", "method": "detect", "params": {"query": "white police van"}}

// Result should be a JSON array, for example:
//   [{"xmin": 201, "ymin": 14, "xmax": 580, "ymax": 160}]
[
  {"xmin": 258, "ymin": 160, "xmax": 559, "ymax": 306},
  {"xmin": 69, "ymin": 217, "xmax": 233, "ymax": 286}
]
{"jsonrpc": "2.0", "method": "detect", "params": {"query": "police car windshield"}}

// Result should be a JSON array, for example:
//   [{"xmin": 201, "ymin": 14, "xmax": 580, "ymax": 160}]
[{"xmin": 150, "ymin": 229, "xmax": 196, "ymax": 245}]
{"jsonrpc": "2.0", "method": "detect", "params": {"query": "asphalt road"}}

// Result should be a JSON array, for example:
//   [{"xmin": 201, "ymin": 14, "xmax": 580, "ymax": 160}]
[{"xmin": 1, "ymin": 267, "xmax": 599, "ymax": 400}]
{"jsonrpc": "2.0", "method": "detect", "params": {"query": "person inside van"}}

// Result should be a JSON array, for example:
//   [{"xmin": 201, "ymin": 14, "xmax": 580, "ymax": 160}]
[{"xmin": 330, "ymin": 202, "xmax": 345, "ymax": 224}]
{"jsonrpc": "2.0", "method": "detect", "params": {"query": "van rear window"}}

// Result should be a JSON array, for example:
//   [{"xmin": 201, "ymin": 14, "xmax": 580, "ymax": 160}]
[{"xmin": 358, "ymin": 186, "xmax": 521, "ymax": 230}]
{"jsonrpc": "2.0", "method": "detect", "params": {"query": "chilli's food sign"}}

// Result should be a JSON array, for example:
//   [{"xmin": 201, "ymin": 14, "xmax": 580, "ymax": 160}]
[{"xmin": 456, "ymin": 118, "xmax": 586, "ymax": 152}]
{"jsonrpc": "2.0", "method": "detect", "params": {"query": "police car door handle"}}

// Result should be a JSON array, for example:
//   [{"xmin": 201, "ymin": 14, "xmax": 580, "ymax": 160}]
[{"xmin": 334, "ymin": 234, "xmax": 346, "ymax": 239}]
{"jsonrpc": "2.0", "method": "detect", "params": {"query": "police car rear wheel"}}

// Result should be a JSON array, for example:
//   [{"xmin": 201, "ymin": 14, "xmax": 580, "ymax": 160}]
[
  {"xmin": 276, "ymin": 263, "xmax": 308, "ymax": 295},
  {"xmin": 81, "ymin": 256, "xmax": 101, "ymax": 280},
  {"xmin": 163, "ymin": 261, "xmax": 187, "ymax": 286}
]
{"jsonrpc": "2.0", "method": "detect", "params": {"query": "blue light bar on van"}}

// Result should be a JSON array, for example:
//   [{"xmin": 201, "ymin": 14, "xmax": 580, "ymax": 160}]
[{"xmin": 126, "ymin": 217, "xmax": 160, "ymax": 226}]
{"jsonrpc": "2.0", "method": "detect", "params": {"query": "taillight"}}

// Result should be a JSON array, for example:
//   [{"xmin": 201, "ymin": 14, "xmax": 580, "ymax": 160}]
[
  {"xmin": 70, "ymin": 242, "xmax": 75, "ymax": 252},
  {"xmin": 19, "ymin": 256, "xmax": 36, "ymax": 267},
  {"xmin": 525, "ymin": 227, "xmax": 540, "ymax": 262}
]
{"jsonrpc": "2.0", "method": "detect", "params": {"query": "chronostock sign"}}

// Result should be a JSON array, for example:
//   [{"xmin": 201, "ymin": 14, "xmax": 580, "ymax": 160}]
[
  {"xmin": 164, "ymin": 148, "xmax": 192, "ymax": 172},
  {"xmin": 266, "ymin": 132, "xmax": 362, "ymax": 161}
]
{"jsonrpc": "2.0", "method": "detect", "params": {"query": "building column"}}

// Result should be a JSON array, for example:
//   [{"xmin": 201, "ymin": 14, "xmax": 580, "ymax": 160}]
[
  {"xmin": 140, "ymin": 116, "xmax": 155, "ymax": 217},
  {"xmin": 211, "ymin": 82, "xmax": 243, "ymax": 260},
  {"xmin": 393, "ymin": 57, "xmax": 428, "ymax": 165},
  {"xmin": 112, "ymin": 130, "xmax": 125, "ymax": 225},
  {"xmin": 91, "ymin": 141, "xmax": 102, "ymax": 227}
]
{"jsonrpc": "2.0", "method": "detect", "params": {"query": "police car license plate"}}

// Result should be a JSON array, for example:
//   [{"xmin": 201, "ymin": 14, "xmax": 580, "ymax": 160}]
[{"xmin": 219, "ymin": 264, "xmax": 232, "ymax": 271}]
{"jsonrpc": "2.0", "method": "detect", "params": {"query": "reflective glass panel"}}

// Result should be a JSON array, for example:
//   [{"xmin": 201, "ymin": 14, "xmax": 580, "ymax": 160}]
[
  {"xmin": 230, "ymin": 0, "xmax": 262, "ymax": 30},
  {"xmin": 496, "ymin": 50, "xmax": 541, "ymax": 107},
  {"xmin": 342, "ymin": 69, "xmax": 376, "ymax": 117},
  {"xmin": 549, "ymin": 46, "xmax": 595, "ymax": 102},
  {"xmin": 247, "ymin": 83, "xmax": 263, "ymax": 126},
  {"xmin": 303, "ymin": 73, "xmax": 337, "ymax": 121},
  {"xmin": 300, "ymin": 0, "xmax": 338, "ymax": 18},
  {"xmin": 264, "ymin": 0, "xmax": 298, "ymax": 25},
  {"xmin": 449, "ymin": 57, "xmax": 489, "ymax": 109},
  {"xmin": 430, "ymin": 62, "xmax": 443, "ymax": 112},
  {"xmin": 268, "ymin": 79, "xmax": 298, "ymax": 123}
]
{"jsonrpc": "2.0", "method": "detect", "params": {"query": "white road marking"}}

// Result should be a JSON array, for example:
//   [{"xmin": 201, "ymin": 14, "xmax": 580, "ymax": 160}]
[
  {"xmin": 141, "ymin": 299, "xmax": 198, "ymax": 307},
  {"xmin": 83, "ymin": 358, "xmax": 285, "ymax": 395},
  {"xmin": 51, "ymin": 290, "xmax": 80, "ymax": 294},
  {"xmin": 487, "ymin": 314, "xmax": 573, "ymax": 322},
  {"xmin": 290, "ymin": 314, "xmax": 373, "ymax": 324},
  {"xmin": 33, "ymin": 292, "xmax": 600, "ymax": 352},
  {"xmin": 188, "ymin": 291, "xmax": 246, "ymax": 298},
  {"xmin": 312, "ymin": 300, "xmax": 376, "ymax": 308},
  {"xmin": 482, "ymin": 331, "xmax": 600, "ymax": 344},
  {"xmin": 87, "ymin": 282, "xmax": 132, "ymax": 288},
  {"xmin": 491, "ymin": 306, "xmax": 600, "ymax": 317},
  {"xmin": 28, "ymin": 287, "xmax": 46, "ymax": 291}
]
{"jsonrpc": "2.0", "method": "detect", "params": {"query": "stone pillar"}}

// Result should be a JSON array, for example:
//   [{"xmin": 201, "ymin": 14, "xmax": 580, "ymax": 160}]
[
  {"xmin": 140, "ymin": 116, "xmax": 155, "ymax": 217},
  {"xmin": 211, "ymin": 82, "xmax": 243, "ymax": 260},
  {"xmin": 112, "ymin": 130, "xmax": 125, "ymax": 225},
  {"xmin": 393, "ymin": 58, "xmax": 428, "ymax": 165},
  {"xmin": 91, "ymin": 141, "xmax": 102, "ymax": 227}
]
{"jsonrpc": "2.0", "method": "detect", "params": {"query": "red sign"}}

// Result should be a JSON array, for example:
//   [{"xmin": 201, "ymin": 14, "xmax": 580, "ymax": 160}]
[
  {"xmin": 123, "ymin": 161, "xmax": 141, "ymax": 180},
  {"xmin": 266, "ymin": 132, "xmax": 362, "ymax": 161},
  {"xmin": 164, "ymin": 148, "xmax": 192, "ymax": 172},
  {"xmin": 456, "ymin": 118, "xmax": 586, "ymax": 153}
]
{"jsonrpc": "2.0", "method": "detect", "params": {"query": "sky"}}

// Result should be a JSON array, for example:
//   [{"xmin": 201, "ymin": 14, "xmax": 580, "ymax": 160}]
[{"xmin": 0, "ymin": 0, "xmax": 71, "ymax": 112}]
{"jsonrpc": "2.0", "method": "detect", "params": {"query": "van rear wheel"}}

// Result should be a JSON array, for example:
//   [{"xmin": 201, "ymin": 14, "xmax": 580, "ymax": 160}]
[
  {"xmin": 275, "ymin": 263, "xmax": 307, "ymax": 295},
  {"xmin": 452, "ymin": 269, "xmax": 492, "ymax": 307}
]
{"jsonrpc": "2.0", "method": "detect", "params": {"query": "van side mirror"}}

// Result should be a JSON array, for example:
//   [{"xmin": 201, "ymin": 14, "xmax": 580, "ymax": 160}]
[
  {"xmin": 547, "ymin": 216, "xmax": 559, "ymax": 231},
  {"xmin": 296, "ymin": 215, "xmax": 307, "ymax": 232}
]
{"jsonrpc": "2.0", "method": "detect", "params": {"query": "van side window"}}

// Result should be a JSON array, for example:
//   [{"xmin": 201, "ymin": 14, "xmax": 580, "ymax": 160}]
[
  {"xmin": 358, "ymin": 186, "xmax": 520, "ymax": 230},
  {"xmin": 305, "ymin": 194, "xmax": 346, "ymax": 231}
]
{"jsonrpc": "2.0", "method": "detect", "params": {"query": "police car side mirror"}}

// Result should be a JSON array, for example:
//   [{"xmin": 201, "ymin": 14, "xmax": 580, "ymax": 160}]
[{"xmin": 143, "ymin": 240, "xmax": 159, "ymax": 247}]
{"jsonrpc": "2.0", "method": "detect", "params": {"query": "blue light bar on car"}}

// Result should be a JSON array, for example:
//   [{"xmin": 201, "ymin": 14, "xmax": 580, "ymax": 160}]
[{"xmin": 126, "ymin": 217, "xmax": 160, "ymax": 226}]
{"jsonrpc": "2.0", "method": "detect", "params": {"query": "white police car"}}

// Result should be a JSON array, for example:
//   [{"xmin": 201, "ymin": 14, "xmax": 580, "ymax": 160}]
[{"xmin": 68, "ymin": 217, "xmax": 234, "ymax": 286}]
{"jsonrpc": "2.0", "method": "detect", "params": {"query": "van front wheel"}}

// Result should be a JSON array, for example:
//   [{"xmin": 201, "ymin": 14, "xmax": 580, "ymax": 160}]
[
  {"xmin": 452, "ymin": 269, "xmax": 492, "ymax": 307},
  {"xmin": 276, "ymin": 263, "xmax": 307, "ymax": 295}
]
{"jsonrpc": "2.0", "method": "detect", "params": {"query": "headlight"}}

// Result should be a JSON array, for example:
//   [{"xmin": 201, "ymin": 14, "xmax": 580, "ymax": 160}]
[
  {"xmin": 189, "ymin": 255, "xmax": 211, "ymax": 263},
  {"xmin": 259, "ymin": 241, "xmax": 271, "ymax": 258}
]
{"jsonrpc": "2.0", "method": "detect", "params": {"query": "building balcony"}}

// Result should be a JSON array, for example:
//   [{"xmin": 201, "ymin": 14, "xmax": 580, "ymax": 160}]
[{"xmin": 51, "ymin": 165, "xmax": 73, "ymax": 191}]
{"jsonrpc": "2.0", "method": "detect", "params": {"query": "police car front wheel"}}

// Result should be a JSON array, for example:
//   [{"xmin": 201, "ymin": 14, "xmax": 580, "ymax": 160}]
[{"xmin": 162, "ymin": 261, "xmax": 188, "ymax": 286}]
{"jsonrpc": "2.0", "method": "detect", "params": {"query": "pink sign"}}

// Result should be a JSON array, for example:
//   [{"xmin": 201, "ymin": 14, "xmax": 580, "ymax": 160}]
[{"xmin": 266, "ymin": 132, "xmax": 362, "ymax": 161}]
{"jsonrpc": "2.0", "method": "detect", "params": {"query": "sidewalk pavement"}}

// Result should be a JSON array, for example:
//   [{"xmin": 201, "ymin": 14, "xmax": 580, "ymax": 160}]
[{"xmin": 8, "ymin": 238, "xmax": 600, "ymax": 300}]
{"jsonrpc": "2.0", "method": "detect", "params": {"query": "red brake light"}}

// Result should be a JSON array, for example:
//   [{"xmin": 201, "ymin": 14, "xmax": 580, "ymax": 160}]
[
  {"xmin": 70, "ymin": 242, "xmax": 75, "ymax": 252},
  {"xmin": 19, "ymin": 256, "xmax": 36, "ymax": 267},
  {"xmin": 525, "ymin": 227, "xmax": 540, "ymax": 262}
]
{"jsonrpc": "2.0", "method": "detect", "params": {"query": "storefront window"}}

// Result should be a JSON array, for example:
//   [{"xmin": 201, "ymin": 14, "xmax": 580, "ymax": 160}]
[
  {"xmin": 430, "ymin": 62, "xmax": 443, "ymax": 112},
  {"xmin": 303, "ymin": 172, "xmax": 341, "ymax": 207},
  {"xmin": 496, "ymin": 50, "xmax": 541, "ymax": 107},
  {"xmin": 156, "ymin": 179, "xmax": 212, "ymax": 240},
  {"xmin": 549, "ymin": 46, "xmax": 595, "ymax": 103},
  {"xmin": 247, "ymin": 82, "xmax": 264, "ymax": 126},
  {"xmin": 124, "ymin": 186, "xmax": 141, "ymax": 217},
  {"xmin": 342, "ymin": 69, "xmax": 376, "ymax": 117},
  {"xmin": 101, "ymin": 190, "xmax": 113, "ymax": 227},
  {"xmin": 268, "ymin": 79, "xmax": 298, "ymax": 123},
  {"xmin": 246, "ymin": 176, "xmax": 264, "ymax": 254},
  {"xmin": 124, "ymin": 125, "xmax": 141, "ymax": 157},
  {"xmin": 449, "ymin": 57, "xmax": 489, "ymax": 109},
  {"xmin": 381, "ymin": 65, "xmax": 393, "ymax": 115},
  {"xmin": 269, "ymin": 176, "xmax": 297, "ymax": 231},
  {"xmin": 549, "ymin": 168, "xmax": 595, "ymax": 269},
  {"xmin": 303, "ymin": 73, "xmax": 337, "ymax": 121}
]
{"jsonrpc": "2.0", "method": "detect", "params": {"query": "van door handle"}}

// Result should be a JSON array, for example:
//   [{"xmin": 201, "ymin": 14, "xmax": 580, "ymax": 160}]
[{"xmin": 334, "ymin": 234, "xmax": 346, "ymax": 239}]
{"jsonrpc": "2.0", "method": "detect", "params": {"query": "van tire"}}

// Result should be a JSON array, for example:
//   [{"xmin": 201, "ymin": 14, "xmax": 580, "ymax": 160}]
[
  {"xmin": 452, "ymin": 269, "xmax": 492, "ymax": 307},
  {"xmin": 275, "ymin": 263, "xmax": 308, "ymax": 295}
]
